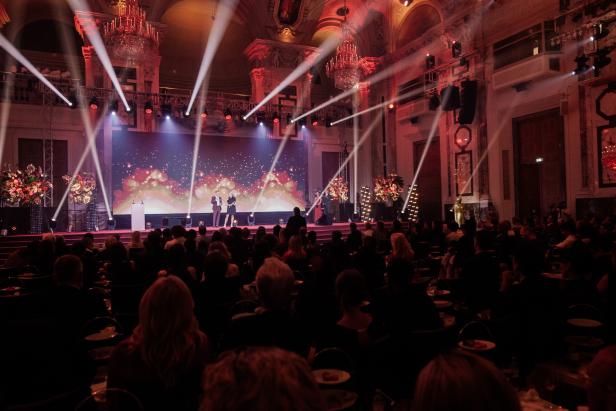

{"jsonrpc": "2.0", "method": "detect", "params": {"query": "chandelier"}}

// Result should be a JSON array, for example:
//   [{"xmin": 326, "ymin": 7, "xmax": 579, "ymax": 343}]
[
  {"xmin": 326, "ymin": 3, "xmax": 361, "ymax": 91},
  {"xmin": 103, "ymin": 0, "xmax": 159, "ymax": 62}
]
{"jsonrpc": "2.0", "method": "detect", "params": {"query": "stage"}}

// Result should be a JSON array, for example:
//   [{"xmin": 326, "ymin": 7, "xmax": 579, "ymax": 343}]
[{"xmin": 0, "ymin": 222, "xmax": 361, "ymax": 265}]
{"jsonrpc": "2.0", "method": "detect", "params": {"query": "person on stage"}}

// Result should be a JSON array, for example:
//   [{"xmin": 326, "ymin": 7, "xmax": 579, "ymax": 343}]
[
  {"xmin": 223, "ymin": 192, "xmax": 237, "ymax": 228},
  {"xmin": 313, "ymin": 190, "xmax": 323, "ymax": 223},
  {"xmin": 211, "ymin": 191, "xmax": 222, "ymax": 227}
]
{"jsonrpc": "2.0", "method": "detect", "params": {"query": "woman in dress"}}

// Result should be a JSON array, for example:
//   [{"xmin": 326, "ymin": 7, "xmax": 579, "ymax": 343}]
[{"xmin": 224, "ymin": 192, "xmax": 237, "ymax": 228}]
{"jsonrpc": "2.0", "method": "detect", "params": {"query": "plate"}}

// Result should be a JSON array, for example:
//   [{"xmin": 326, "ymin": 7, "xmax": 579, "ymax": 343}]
[
  {"xmin": 458, "ymin": 339, "xmax": 496, "ymax": 352},
  {"xmin": 565, "ymin": 336, "xmax": 604, "ymax": 348},
  {"xmin": 434, "ymin": 289, "xmax": 451, "ymax": 296},
  {"xmin": 85, "ymin": 326, "xmax": 118, "ymax": 342},
  {"xmin": 313, "ymin": 369, "xmax": 351, "ymax": 385},
  {"xmin": 434, "ymin": 300, "xmax": 453, "ymax": 309},
  {"xmin": 567, "ymin": 318, "xmax": 603, "ymax": 328},
  {"xmin": 321, "ymin": 389, "xmax": 358, "ymax": 411}
]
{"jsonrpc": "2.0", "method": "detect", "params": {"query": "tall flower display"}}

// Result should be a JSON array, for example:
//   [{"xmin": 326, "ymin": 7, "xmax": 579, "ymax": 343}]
[
  {"xmin": 374, "ymin": 174, "xmax": 404, "ymax": 203},
  {"xmin": 63, "ymin": 172, "xmax": 96, "ymax": 205},
  {"xmin": 327, "ymin": 176, "xmax": 349, "ymax": 202},
  {"xmin": 1, "ymin": 164, "xmax": 52, "ymax": 205}
]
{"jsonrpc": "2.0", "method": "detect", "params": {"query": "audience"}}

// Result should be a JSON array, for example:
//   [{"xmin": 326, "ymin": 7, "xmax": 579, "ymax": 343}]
[{"xmin": 2, "ymin": 212, "xmax": 614, "ymax": 411}]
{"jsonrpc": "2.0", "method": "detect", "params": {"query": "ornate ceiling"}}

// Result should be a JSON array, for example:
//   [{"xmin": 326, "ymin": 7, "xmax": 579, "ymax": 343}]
[{"xmin": 0, "ymin": 0, "xmax": 454, "ymax": 92}]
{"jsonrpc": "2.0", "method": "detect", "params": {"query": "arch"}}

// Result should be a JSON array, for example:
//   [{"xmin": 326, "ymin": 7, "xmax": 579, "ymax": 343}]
[{"xmin": 395, "ymin": 2, "xmax": 442, "ymax": 49}]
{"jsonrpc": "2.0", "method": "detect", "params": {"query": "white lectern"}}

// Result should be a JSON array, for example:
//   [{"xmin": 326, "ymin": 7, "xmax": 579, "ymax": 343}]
[{"xmin": 131, "ymin": 202, "xmax": 145, "ymax": 231}]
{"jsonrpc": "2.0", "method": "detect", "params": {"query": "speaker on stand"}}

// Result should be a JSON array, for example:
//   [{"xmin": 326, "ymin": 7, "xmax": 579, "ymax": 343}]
[{"xmin": 458, "ymin": 80, "xmax": 477, "ymax": 125}]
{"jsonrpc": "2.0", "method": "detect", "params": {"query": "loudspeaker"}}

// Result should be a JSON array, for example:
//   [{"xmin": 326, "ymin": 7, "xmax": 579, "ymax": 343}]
[
  {"xmin": 162, "ymin": 217, "xmax": 169, "ymax": 228},
  {"xmin": 440, "ymin": 86, "xmax": 460, "ymax": 111},
  {"xmin": 458, "ymin": 80, "xmax": 477, "ymax": 124}
]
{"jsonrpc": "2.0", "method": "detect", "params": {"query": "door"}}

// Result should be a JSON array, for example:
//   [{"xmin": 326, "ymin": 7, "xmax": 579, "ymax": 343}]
[
  {"xmin": 513, "ymin": 109, "xmax": 566, "ymax": 220},
  {"xmin": 413, "ymin": 138, "xmax": 442, "ymax": 221}
]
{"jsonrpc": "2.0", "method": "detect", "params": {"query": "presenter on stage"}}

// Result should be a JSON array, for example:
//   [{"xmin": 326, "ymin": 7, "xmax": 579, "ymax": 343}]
[
  {"xmin": 223, "ymin": 192, "xmax": 237, "ymax": 227},
  {"xmin": 211, "ymin": 191, "xmax": 222, "ymax": 227}
]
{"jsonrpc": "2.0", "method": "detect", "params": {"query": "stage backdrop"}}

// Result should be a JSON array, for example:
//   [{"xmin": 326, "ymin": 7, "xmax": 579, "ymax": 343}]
[{"xmin": 112, "ymin": 130, "xmax": 307, "ymax": 215}]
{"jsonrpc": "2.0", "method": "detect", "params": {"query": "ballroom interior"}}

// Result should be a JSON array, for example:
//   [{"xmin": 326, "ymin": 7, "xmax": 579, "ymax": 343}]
[{"xmin": 0, "ymin": 0, "xmax": 614, "ymax": 230}]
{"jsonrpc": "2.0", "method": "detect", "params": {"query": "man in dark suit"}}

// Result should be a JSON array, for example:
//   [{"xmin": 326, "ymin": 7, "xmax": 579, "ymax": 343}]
[
  {"xmin": 285, "ymin": 207, "xmax": 306, "ymax": 237},
  {"xmin": 461, "ymin": 229, "xmax": 501, "ymax": 311},
  {"xmin": 211, "ymin": 191, "xmax": 222, "ymax": 227}
]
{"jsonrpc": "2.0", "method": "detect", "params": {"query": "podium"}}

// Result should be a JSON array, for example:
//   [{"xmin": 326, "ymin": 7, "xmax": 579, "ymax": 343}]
[{"xmin": 131, "ymin": 202, "xmax": 145, "ymax": 231}]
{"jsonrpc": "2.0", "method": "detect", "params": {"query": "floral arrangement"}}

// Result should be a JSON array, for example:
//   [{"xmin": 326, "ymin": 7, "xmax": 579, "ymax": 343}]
[
  {"xmin": 1, "ymin": 164, "xmax": 52, "ymax": 205},
  {"xmin": 327, "ymin": 176, "xmax": 349, "ymax": 202},
  {"xmin": 63, "ymin": 172, "xmax": 96, "ymax": 205},
  {"xmin": 374, "ymin": 173, "xmax": 404, "ymax": 203}
]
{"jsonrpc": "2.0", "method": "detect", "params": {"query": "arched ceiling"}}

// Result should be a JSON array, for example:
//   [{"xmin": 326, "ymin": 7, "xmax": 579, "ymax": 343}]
[{"xmin": 396, "ymin": 3, "xmax": 442, "ymax": 49}]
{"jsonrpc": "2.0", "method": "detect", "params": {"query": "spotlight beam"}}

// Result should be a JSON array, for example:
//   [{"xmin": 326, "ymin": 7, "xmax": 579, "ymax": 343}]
[
  {"xmin": 54, "ymin": 10, "xmax": 114, "ymax": 219},
  {"xmin": 0, "ymin": 33, "xmax": 72, "ymax": 106},
  {"xmin": 67, "ymin": 0, "xmax": 131, "ymax": 111},
  {"xmin": 330, "ymin": 87, "xmax": 426, "ymax": 126},
  {"xmin": 187, "ymin": 87, "xmax": 208, "ymax": 218},
  {"xmin": 308, "ymin": 113, "xmax": 383, "ymax": 215},
  {"xmin": 245, "ymin": 3, "xmax": 379, "ymax": 120},
  {"xmin": 0, "ymin": 71, "xmax": 15, "ymax": 165},
  {"xmin": 52, "ymin": 112, "xmax": 108, "ymax": 221},
  {"xmin": 185, "ymin": 0, "xmax": 240, "ymax": 115},
  {"xmin": 292, "ymin": 2, "xmax": 490, "ymax": 123},
  {"xmin": 251, "ymin": 93, "xmax": 311, "ymax": 215}
]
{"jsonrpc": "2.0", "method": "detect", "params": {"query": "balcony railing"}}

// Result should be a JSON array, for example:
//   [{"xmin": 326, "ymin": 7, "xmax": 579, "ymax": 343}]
[{"xmin": 0, "ymin": 71, "xmax": 352, "ymax": 126}]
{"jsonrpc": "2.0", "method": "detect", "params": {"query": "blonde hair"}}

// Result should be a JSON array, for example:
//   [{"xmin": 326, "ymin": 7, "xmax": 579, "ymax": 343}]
[
  {"xmin": 208, "ymin": 241, "xmax": 231, "ymax": 260},
  {"xmin": 256, "ymin": 257, "xmax": 295, "ymax": 310},
  {"xmin": 390, "ymin": 232, "xmax": 414, "ymax": 260},
  {"xmin": 412, "ymin": 350, "xmax": 521, "ymax": 411},
  {"xmin": 130, "ymin": 276, "xmax": 206, "ymax": 387},
  {"xmin": 201, "ymin": 347, "xmax": 326, "ymax": 411}
]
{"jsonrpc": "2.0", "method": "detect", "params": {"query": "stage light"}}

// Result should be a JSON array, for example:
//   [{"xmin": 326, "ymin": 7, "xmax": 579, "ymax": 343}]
[
  {"xmin": 273, "ymin": 112, "xmax": 280, "ymax": 124},
  {"xmin": 311, "ymin": 115, "xmax": 319, "ymax": 126},
  {"xmin": 593, "ymin": 22, "xmax": 609, "ymax": 40},
  {"xmin": 325, "ymin": 116, "xmax": 333, "ymax": 128},
  {"xmin": 49, "ymin": 218, "xmax": 57, "ymax": 231},
  {"xmin": 403, "ymin": 184, "xmax": 420, "ymax": 222},
  {"xmin": 298, "ymin": 118, "xmax": 307, "ymax": 128},
  {"xmin": 574, "ymin": 54, "xmax": 590, "ymax": 75},
  {"xmin": 111, "ymin": 111, "xmax": 116, "ymax": 116},
  {"xmin": 590, "ymin": 36, "xmax": 595, "ymax": 42},
  {"xmin": 535, "ymin": 156, "xmax": 544, "ymax": 163},
  {"xmin": 224, "ymin": 108, "xmax": 232, "ymax": 120},
  {"xmin": 68, "ymin": 94, "xmax": 78, "ymax": 109},
  {"xmin": 108, "ymin": 217, "xmax": 116, "ymax": 230},
  {"xmin": 182, "ymin": 106, "xmax": 191, "ymax": 118},
  {"xmin": 259, "ymin": 121, "xmax": 264, "ymax": 126},
  {"xmin": 426, "ymin": 54, "xmax": 436, "ymax": 69},
  {"xmin": 144, "ymin": 101, "xmax": 154, "ymax": 115},
  {"xmin": 201, "ymin": 109, "xmax": 208, "ymax": 119},
  {"xmin": 301, "ymin": 124, "xmax": 306, "ymax": 129},
  {"xmin": 89, "ymin": 97, "xmax": 99, "ymax": 111},
  {"xmin": 388, "ymin": 103, "xmax": 395, "ymax": 110},
  {"xmin": 359, "ymin": 186, "xmax": 372, "ymax": 222},
  {"xmin": 401, "ymin": 0, "xmax": 412, "ymax": 5},
  {"xmin": 452, "ymin": 41, "xmax": 462, "ymax": 58},
  {"xmin": 161, "ymin": 103, "xmax": 172, "ymax": 118},
  {"xmin": 165, "ymin": 115, "xmax": 171, "ymax": 120},
  {"xmin": 593, "ymin": 48, "xmax": 612, "ymax": 76},
  {"xmin": 286, "ymin": 113, "xmax": 293, "ymax": 124}
]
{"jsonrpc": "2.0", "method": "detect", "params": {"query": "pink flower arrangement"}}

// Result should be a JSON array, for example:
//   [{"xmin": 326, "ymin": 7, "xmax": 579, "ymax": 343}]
[
  {"xmin": 327, "ymin": 176, "xmax": 349, "ymax": 202},
  {"xmin": 1, "ymin": 164, "xmax": 52, "ymax": 205},
  {"xmin": 374, "ymin": 174, "xmax": 404, "ymax": 203},
  {"xmin": 63, "ymin": 172, "xmax": 96, "ymax": 205}
]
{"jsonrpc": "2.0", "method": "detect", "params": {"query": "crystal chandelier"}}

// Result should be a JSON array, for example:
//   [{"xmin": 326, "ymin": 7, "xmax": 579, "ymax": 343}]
[
  {"xmin": 103, "ymin": 0, "xmax": 159, "ymax": 62},
  {"xmin": 326, "ymin": 2, "xmax": 360, "ymax": 91}
]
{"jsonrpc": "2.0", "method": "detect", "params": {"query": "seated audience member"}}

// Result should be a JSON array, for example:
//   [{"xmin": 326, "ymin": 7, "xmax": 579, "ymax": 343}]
[
  {"xmin": 208, "ymin": 241, "xmax": 239, "ymax": 278},
  {"xmin": 108, "ymin": 276, "xmax": 209, "ymax": 411},
  {"xmin": 317, "ymin": 269, "xmax": 381, "ymax": 354},
  {"xmin": 164, "ymin": 225, "xmax": 187, "ymax": 250},
  {"xmin": 160, "ymin": 244, "xmax": 198, "ymax": 295},
  {"xmin": 352, "ymin": 235, "xmax": 386, "ymax": 294},
  {"xmin": 461, "ymin": 229, "xmax": 501, "ymax": 311},
  {"xmin": 411, "ymin": 350, "xmax": 521, "ymax": 411},
  {"xmin": 374, "ymin": 259, "xmax": 441, "ymax": 336},
  {"xmin": 222, "ymin": 258, "xmax": 309, "ymax": 356},
  {"xmin": 387, "ymin": 232, "xmax": 414, "ymax": 274},
  {"xmin": 554, "ymin": 220, "xmax": 577, "ymax": 249},
  {"xmin": 445, "ymin": 221, "xmax": 463, "ymax": 244},
  {"xmin": 197, "ymin": 225, "xmax": 209, "ymax": 252},
  {"xmin": 200, "ymin": 347, "xmax": 326, "ymax": 411},
  {"xmin": 347, "ymin": 222, "xmax": 363, "ymax": 253},
  {"xmin": 286, "ymin": 206, "xmax": 307, "ymax": 237},
  {"xmin": 363, "ymin": 222, "xmax": 374, "ymax": 237},
  {"xmin": 587, "ymin": 345, "xmax": 616, "ymax": 411},
  {"xmin": 129, "ymin": 230, "xmax": 144, "ymax": 253},
  {"xmin": 283, "ymin": 234, "xmax": 308, "ymax": 272}
]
